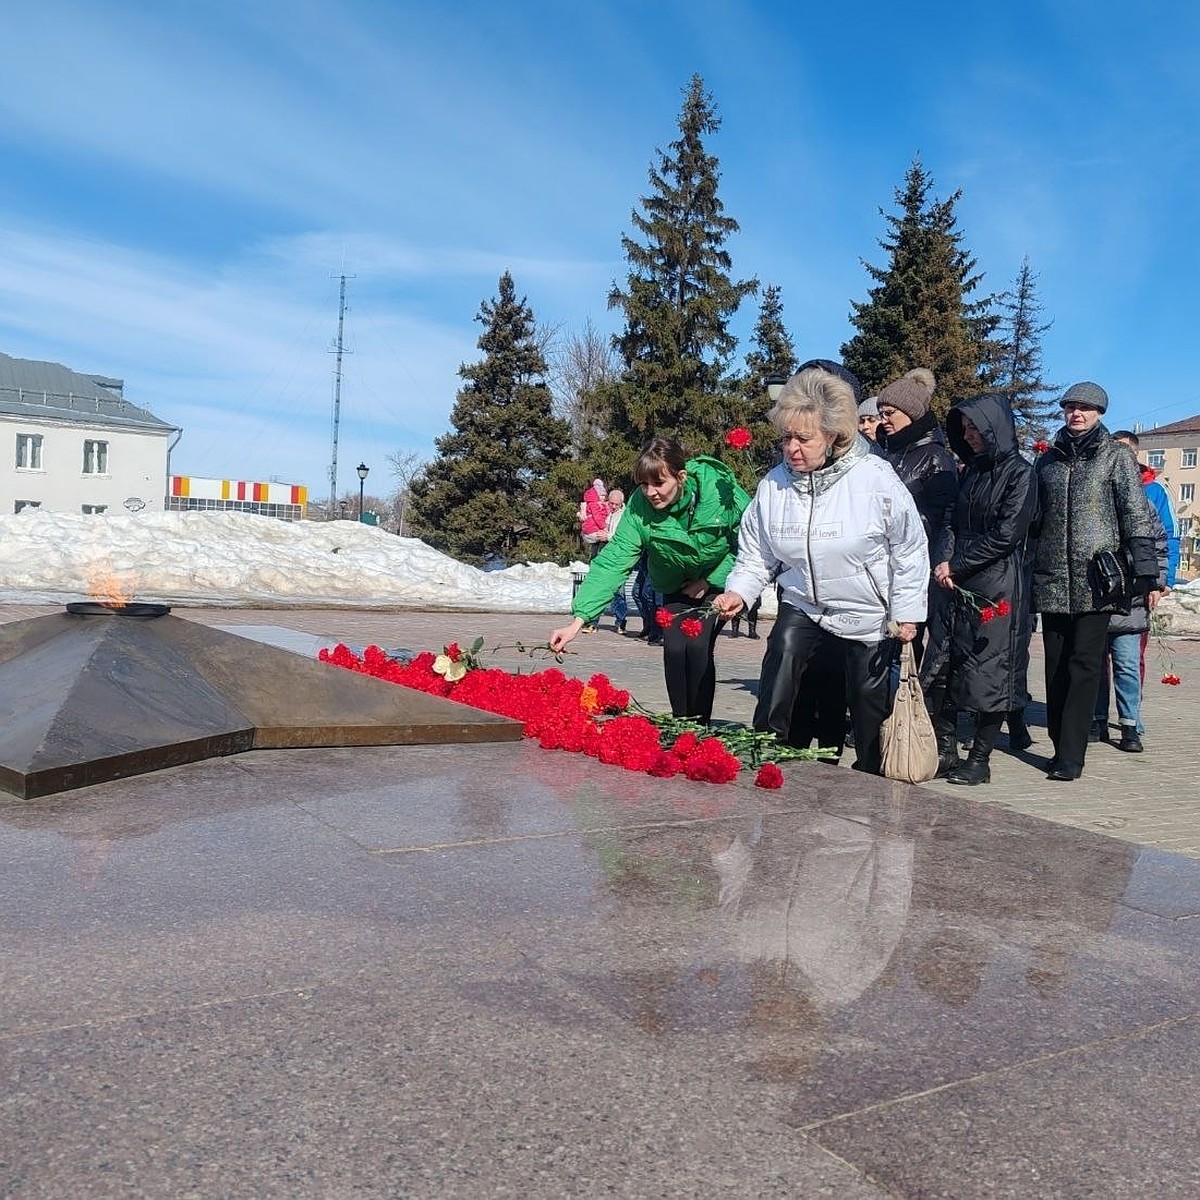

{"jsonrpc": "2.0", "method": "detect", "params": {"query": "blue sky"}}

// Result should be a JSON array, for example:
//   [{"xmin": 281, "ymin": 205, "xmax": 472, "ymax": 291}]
[{"xmin": 1, "ymin": 1, "xmax": 1197, "ymax": 502}]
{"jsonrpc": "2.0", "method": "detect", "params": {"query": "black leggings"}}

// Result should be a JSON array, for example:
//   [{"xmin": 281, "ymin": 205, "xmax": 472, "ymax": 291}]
[
  {"xmin": 753, "ymin": 602, "xmax": 894, "ymax": 774},
  {"xmin": 660, "ymin": 587, "xmax": 726, "ymax": 722}
]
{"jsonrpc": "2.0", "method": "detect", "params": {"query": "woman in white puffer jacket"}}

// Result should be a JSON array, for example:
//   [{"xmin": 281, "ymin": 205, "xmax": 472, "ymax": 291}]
[{"xmin": 714, "ymin": 365, "xmax": 930, "ymax": 775}]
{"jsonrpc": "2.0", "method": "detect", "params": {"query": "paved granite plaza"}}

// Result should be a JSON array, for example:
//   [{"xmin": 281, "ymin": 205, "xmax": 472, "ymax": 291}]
[{"xmin": 2, "ymin": 604, "xmax": 1199, "ymax": 1197}]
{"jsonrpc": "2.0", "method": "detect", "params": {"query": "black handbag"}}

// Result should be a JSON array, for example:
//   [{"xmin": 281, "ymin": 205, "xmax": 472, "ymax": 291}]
[{"xmin": 1090, "ymin": 547, "xmax": 1131, "ymax": 607}]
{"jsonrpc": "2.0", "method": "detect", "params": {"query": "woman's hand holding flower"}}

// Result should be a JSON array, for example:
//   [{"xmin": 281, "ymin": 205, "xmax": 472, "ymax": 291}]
[
  {"xmin": 550, "ymin": 618, "xmax": 584, "ymax": 653},
  {"xmin": 710, "ymin": 592, "xmax": 745, "ymax": 618}
]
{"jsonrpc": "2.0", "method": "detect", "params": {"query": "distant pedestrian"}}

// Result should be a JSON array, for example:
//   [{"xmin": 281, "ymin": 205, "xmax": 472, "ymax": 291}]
[
  {"xmin": 603, "ymin": 489, "xmax": 629, "ymax": 633},
  {"xmin": 1091, "ymin": 439, "xmax": 1169, "ymax": 752},
  {"xmin": 578, "ymin": 478, "xmax": 609, "ymax": 558}
]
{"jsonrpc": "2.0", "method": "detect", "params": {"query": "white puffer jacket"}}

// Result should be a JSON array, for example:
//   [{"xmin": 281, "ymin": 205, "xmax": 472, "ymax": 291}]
[{"xmin": 725, "ymin": 436, "xmax": 929, "ymax": 643}]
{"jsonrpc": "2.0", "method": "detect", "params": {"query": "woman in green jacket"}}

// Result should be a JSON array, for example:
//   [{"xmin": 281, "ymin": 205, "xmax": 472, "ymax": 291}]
[{"xmin": 551, "ymin": 437, "xmax": 751, "ymax": 722}]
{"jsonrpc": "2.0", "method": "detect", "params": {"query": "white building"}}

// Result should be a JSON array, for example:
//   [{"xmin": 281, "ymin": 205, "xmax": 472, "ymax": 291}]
[{"xmin": 1, "ymin": 351, "xmax": 179, "ymax": 515}]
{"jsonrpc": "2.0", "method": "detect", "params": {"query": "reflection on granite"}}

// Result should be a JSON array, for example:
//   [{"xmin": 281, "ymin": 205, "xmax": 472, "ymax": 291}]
[{"xmin": 2, "ymin": 738, "xmax": 1199, "ymax": 1196}]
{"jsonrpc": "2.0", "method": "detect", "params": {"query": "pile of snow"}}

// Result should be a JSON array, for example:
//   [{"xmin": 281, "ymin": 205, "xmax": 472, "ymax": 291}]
[
  {"xmin": 0, "ymin": 509, "xmax": 583, "ymax": 612},
  {"xmin": 1160, "ymin": 576, "xmax": 1200, "ymax": 633}
]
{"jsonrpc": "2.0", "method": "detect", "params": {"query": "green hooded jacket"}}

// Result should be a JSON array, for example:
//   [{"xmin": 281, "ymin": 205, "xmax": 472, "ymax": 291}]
[{"xmin": 572, "ymin": 456, "xmax": 751, "ymax": 622}]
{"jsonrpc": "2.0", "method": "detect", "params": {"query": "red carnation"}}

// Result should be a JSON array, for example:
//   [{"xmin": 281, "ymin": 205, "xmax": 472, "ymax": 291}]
[
  {"xmin": 671, "ymin": 732, "xmax": 699, "ymax": 759},
  {"xmin": 655, "ymin": 608, "xmax": 674, "ymax": 629},
  {"xmin": 648, "ymin": 751, "xmax": 681, "ymax": 778},
  {"xmin": 445, "ymin": 642, "xmax": 461, "ymax": 661},
  {"xmin": 1162, "ymin": 674, "xmax": 1182, "ymax": 686},
  {"xmin": 680, "ymin": 617, "xmax": 703, "ymax": 639},
  {"xmin": 755, "ymin": 763, "xmax": 784, "ymax": 790},
  {"xmin": 1032, "ymin": 440, "xmax": 1050, "ymax": 454},
  {"xmin": 996, "ymin": 599, "xmax": 1012, "ymax": 617},
  {"xmin": 725, "ymin": 427, "xmax": 753, "ymax": 451},
  {"xmin": 980, "ymin": 606, "xmax": 996, "ymax": 623}
]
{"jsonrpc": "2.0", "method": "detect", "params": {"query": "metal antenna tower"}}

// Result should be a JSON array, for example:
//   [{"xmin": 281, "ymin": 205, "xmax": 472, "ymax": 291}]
[{"xmin": 328, "ymin": 272, "xmax": 354, "ymax": 514}]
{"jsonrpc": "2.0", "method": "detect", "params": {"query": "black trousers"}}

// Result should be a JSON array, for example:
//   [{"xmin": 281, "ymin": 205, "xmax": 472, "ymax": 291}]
[
  {"xmin": 660, "ymin": 587, "xmax": 725, "ymax": 722},
  {"xmin": 753, "ymin": 603, "xmax": 894, "ymax": 775},
  {"xmin": 786, "ymin": 636, "xmax": 848, "ymax": 760},
  {"xmin": 1041, "ymin": 611, "xmax": 1112, "ymax": 772}
]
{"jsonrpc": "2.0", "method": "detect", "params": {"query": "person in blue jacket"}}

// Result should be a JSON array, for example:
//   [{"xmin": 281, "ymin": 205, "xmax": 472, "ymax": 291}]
[{"xmin": 1112, "ymin": 431, "xmax": 1178, "ymax": 586}]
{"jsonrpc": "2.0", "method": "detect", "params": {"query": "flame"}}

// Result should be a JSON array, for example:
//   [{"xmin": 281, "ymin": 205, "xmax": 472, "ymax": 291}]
[{"xmin": 83, "ymin": 559, "xmax": 138, "ymax": 608}]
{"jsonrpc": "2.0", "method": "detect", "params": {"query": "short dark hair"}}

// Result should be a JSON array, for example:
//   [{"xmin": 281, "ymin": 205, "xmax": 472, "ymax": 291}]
[
  {"xmin": 1111, "ymin": 429, "xmax": 1139, "ymax": 445},
  {"xmin": 634, "ymin": 437, "xmax": 688, "ymax": 485}
]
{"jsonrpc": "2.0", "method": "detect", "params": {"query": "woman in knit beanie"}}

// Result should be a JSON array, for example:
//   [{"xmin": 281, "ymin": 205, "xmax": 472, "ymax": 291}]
[
  {"xmin": 876, "ymin": 369, "xmax": 957, "ymax": 544},
  {"xmin": 876, "ymin": 368, "xmax": 958, "ymax": 664}
]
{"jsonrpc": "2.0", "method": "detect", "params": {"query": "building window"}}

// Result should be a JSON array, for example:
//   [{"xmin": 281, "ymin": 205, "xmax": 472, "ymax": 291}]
[
  {"xmin": 14, "ymin": 499, "xmax": 42, "ymax": 513},
  {"xmin": 1182, "ymin": 448, "xmax": 1198, "ymax": 469},
  {"xmin": 1181, "ymin": 517, "xmax": 1193, "ymax": 536},
  {"xmin": 81, "ymin": 504, "xmax": 108, "ymax": 515},
  {"xmin": 1148, "ymin": 449, "xmax": 1166, "ymax": 470},
  {"xmin": 1180, "ymin": 484, "xmax": 1195, "ymax": 505},
  {"xmin": 83, "ymin": 439, "xmax": 109, "ymax": 475},
  {"xmin": 16, "ymin": 433, "xmax": 43, "ymax": 469}
]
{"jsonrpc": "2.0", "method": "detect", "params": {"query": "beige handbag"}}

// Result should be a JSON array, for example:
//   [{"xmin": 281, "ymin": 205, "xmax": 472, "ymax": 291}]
[{"xmin": 880, "ymin": 641, "xmax": 939, "ymax": 784}]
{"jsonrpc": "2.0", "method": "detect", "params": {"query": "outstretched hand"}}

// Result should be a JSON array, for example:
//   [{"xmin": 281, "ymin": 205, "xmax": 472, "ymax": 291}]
[{"xmin": 550, "ymin": 618, "xmax": 584, "ymax": 653}]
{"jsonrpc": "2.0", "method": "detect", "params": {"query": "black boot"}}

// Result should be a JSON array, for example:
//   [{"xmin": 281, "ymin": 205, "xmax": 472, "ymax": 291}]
[
  {"xmin": 747, "ymin": 619, "xmax": 759, "ymax": 639},
  {"xmin": 729, "ymin": 617, "xmax": 741, "ymax": 637},
  {"xmin": 947, "ymin": 714, "xmax": 1002, "ymax": 786},
  {"xmin": 934, "ymin": 711, "xmax": 961, "ymax": 779},
  {"xmin": 1007, "ymin": 708, "xmax": 1032, "ymax": 751}
]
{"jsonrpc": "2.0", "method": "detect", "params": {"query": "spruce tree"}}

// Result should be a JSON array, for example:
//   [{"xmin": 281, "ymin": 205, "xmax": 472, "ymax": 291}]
[
  {"xmin": 993, "ymin": 256, "xmax": 1058, "ymax": 444},
  {"xmin": 604, "ymin": 74, "xmax": 758, "ymax": 461},
  {"xmin": 727, "ymin": 283, "xmax": 796, "ymax": 484},
  {"xmin": 408, "ymin": 272, "xmax": 574, "ymax": 565},
  {"xmin": 842, "ymin": 158, "xmax": 999, "ymax": 416}
]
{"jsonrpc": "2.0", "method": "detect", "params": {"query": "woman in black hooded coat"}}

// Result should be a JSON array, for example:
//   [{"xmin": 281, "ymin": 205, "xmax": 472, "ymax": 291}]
[{"xmin": 921, "ymin": 393, "xmax": 1036, "ymax": 785}]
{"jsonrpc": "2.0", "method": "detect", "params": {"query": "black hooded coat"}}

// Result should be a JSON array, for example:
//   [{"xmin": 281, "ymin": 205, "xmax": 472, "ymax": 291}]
[{"xmin": 920, "ymin": 394, "xmax": 1036, "ymax": 715}]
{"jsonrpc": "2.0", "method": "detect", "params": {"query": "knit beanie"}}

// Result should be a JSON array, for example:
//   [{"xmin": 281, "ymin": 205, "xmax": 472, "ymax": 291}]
[
  {"xmin": 1059, "ymin": 381, "xmax": 1108, "ymax": 413},
  {"xmin": 857, "ymin": 396, "xmax": 880, "ymax": 418},
  {"xmin": 878, "ymin": 368, "xmax": 936, "ymax": 422}
]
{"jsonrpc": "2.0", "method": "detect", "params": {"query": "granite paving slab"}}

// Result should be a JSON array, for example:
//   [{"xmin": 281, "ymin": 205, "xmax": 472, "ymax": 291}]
[{"xmin": 3, "ymin": 733, "xmax": 1200, "ymax": 1196}]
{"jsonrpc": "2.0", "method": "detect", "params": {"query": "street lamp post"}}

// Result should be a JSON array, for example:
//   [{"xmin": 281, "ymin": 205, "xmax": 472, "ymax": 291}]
[
  {"xmin": 765, "ymin": 372, "xmax": 790, "ymax": 404},
  {"xmin": 356, "ymin": 462, "xmax": 369, "ymax": 522}
]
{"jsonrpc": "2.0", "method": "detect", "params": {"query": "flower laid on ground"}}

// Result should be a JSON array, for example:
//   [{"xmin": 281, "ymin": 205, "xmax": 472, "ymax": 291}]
[
  {"xmin": 318, "ymin": 640, "xmax": 835, "ymax": 788},
  {"xmin": 755, "ymin": 763, "xmax": 784, "ymax": 789},
  {"xmin": 432, "ymin": 640, "xmax": 472, "ymax": 682},
  {"xmin": 1150, "ymin": 611, "xmax": 1182, "ymax": 686},
  {"xmin": 725, "ymin": 427, "xmax": 753, "ymax": 451}
]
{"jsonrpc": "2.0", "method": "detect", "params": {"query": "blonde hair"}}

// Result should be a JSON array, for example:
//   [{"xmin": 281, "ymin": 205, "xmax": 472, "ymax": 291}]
[{"xmin": 768, "ymin": 367, "xmax": 858, "ymax": 456}]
